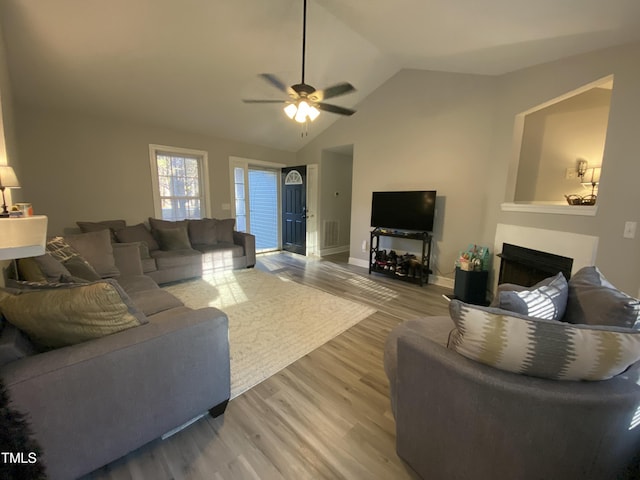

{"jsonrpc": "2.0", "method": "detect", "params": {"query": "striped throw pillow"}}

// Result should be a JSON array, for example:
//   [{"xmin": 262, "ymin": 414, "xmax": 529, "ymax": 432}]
[{"xmin": 448, "ymin": 300, "xmax": 640, "ymax": 381}]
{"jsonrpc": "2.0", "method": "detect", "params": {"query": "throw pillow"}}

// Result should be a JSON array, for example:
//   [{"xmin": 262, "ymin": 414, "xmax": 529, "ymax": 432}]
[
  {"xmin": 76, "ymin": 220, "xmax": 126, "ymax": 243},
  {"xmin": 45, "ymin": 236, "xmax": 102, "ymax": 279},
  {"xmin": 65, "ymin": 229, "xmax": 120, "ymax": 278},
  {"xmin": 447, "ymin": 300, "xmax": 640, "ymax": 381},
  {"xmin": 0, "ymin": 280, "xmax": 147, "ymax": 350},
  {"xmin": 114, "ymin": 223, "xmax": 160, "ymax": 251},
  {"xmin": 188, "ymin": 218, "xmax": 218, "ymax": 246},
  {"xmin": 497, "ymin": 272, "xmax": 568, "ymax": 320},
  {"xmin": 155, "ymin": 226, "xmax": 192, "ymax": 251},
  {"xmin": 215, "ymin": 218, "xmax": 235, "ymax": 244},
  {"xmin": 564, "ymin": 266, "xmax": 640, "ymax": 328},
  {"xmin": 16, "ymin": 257, "xmax": 49, "ymax": 282},
  {"xmin": 148, "ymin": 217, "xmax": 188, "ymax": 232},
  {"xmin": 63, "ymin": 256, "xmax": 102, "ymax": 281}
]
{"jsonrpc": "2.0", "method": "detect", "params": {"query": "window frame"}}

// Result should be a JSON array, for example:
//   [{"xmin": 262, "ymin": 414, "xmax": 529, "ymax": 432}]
[{"xmin": 149, "ymin": 144, "xmax": 211, "ymax": 220}]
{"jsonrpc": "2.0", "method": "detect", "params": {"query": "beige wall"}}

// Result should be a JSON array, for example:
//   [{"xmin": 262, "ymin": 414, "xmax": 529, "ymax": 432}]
[
  {"xmin": 14, "ymin": 106, "xmax": 296, "ymax": 235},
  {"xmin": 486, "ymin": 41, "xmax": 640, "ymax": 295},
  {"xmin": 300, "ymin": 41, "xmax": 640, "ymax": 295},
  {"xmin": 319, "ymin": 149, "xmax": 353, "ymax": 252},
  {"xmin": 0, "ymin": 20, "xmax": 19, "ymax": 201},
  {"xmin": 298, "ymin": 69, "xmax": 499, "ymax": 281},
  {"xmin": 515, "ymin": 87, "xmax": 611, "ymax": 202}
]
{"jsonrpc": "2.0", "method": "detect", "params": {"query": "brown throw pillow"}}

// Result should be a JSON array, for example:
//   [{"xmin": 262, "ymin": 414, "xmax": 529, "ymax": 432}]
[
  {"xmin": 77, "ymin": 220, "xmax": 126, "ymax": 243},
  {"xmin": 65, "ymin": 229, "xmax": 120, "ymax": 278},
  {"xmin": 156, "ymin": 227, "xmax": 192, "ymax": 251},
  {"xmin": 215, "ymin": 218, "xmax": 236, "ymax": 243},
  {"xmin": 114, "ymin": 223, "xmax": 160, "ymax": 251},
  {"xmin": 188, "ymin": 218, "xmax": 218, "ymax": 246}
]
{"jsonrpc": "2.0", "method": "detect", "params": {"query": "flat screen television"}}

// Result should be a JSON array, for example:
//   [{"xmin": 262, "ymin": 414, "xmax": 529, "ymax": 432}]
[{"xmin": 370, "ymin": 190, "xmax": 436, "ymax": 232}]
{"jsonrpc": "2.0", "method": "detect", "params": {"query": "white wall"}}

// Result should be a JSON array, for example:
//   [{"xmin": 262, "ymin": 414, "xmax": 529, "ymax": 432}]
[
  {"xmin": 297, "ymin": 69, "xmax": 498, "ymax": 281},
  {"xmin": 486, "ymin": 41, "xmax": 640, "ymax": 295},
  {"xmin": 319, "ymin": 149, "xmax": 352, "ymax": 253},
  {"xmin": 15, "ymin": 106, "xmax": 297, "ymax": 235},
  {"xmin": 300, "ymin": 41, "xmax": 640, "ymax": 295}
]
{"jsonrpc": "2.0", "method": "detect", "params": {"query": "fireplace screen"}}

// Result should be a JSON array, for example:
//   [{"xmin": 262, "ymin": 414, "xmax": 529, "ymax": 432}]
[{"xmin": 498, "ymin": 243, "xmax": 573, "ymax": 287}]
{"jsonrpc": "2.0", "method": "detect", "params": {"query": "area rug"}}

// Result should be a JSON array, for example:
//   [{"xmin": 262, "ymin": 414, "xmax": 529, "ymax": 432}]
[{"xmin": 164, "ymin": 269, "xmax": 376, "ymax": 399}]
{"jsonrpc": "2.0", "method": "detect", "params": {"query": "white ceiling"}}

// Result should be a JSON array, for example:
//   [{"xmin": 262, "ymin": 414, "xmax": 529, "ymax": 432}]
[{"xmin": 2, "ymin": 0, "xmax": 640, "ymax": 152}]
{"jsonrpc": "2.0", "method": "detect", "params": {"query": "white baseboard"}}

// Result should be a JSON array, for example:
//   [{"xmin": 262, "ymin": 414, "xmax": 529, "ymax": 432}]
[
  {"xmin": 348, "ymin": 257, "xmax": 369, "ymax": 269},
  {"xmin": 429, "ymin": 274, "xmax": 455, "ymax": 289},
  {"xmin": 321, "ymin": 245, "xmax": 350, "ymax": 256}
]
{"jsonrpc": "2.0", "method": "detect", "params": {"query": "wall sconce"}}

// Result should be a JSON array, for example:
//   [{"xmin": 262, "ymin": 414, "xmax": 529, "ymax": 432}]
[{"xmin": 576, "ymin": 159, "xmax": 588, "ymax": 180}]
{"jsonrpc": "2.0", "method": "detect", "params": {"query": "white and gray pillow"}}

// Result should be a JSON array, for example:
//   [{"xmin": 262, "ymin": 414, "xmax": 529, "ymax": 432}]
[
  {"xmin": 497, "ymin": 272, "xmax": 568, "ymax": 320},
  {"xmin": 448, "ymin": 300, "xmax": 640, "ymax": 381}
]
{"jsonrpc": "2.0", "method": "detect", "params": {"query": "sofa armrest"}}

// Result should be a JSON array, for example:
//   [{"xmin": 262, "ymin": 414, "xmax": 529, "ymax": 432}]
[
  {"xmin": 112, "ymin": 242, "xmax": 144, "ymax": 276},
  {"xmin": 233, "ymin": 231, "xmax": 256, "ymax": 267},
  {"xmin": 1, "ymin": 306, "xmax": 230, "ymax": 480}
]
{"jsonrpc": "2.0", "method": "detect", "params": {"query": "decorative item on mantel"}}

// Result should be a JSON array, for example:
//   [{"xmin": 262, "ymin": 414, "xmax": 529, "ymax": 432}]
[
  {"xmin": 456, "ymin": 245, "xmax": 491, "ymax": 272},
  {"xmin": 565, "ymin": 167, "xmax": 601, "ymax": 206}
]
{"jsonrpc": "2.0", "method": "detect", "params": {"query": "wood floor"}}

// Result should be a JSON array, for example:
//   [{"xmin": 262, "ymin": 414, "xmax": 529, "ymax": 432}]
[{"xmin": 84, "ymin": 252, "xmax": 453, "ymax": 480}]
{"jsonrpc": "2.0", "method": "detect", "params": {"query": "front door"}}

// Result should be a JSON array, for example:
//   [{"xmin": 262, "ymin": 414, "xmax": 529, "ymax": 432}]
[{"xmin": 282, "ymin": 166, "xmax": 306, "ymax": 255}]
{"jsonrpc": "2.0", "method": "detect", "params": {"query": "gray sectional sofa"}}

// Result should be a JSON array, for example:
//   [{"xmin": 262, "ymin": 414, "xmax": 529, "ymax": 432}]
[
  {"xmin": 0, "ymin": 235, "xmax": 232, "ymax": 479},
  {"xmin": 77, "ymin": 217, "xmax": 256, "ymax": 284}
]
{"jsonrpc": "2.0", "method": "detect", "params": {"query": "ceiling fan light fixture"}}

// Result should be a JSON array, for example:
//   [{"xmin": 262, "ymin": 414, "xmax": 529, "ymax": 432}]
[
  {"xmin": 284, "ymin": 103, "xmax": 297, "ymax": 119},
  {"xmin": 285, "ymin": 100, "xmax": 321, "ymax": 123}
]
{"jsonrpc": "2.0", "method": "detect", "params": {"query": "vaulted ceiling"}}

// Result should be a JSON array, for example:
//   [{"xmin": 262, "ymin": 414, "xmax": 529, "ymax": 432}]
[{"xmin": 2, "ymin": 0, "xmax": 640, "ymax": 152}]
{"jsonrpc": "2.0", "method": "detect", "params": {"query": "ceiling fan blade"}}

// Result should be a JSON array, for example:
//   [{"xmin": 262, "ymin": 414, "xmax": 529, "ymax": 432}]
[
  {"xmin": 242, "ymin": 99, "xmax": 288, "ymax": 104},
  {"xmin": 317, "ymin": 102, "xmax": 356, "ymax": 116},
  {"xmin": 259, "ymin": 73, "xmax": 295, "ymax": 96},
  {"xmin": 309, "ymin": 82, "xmax": 356, "ymax": 102}
]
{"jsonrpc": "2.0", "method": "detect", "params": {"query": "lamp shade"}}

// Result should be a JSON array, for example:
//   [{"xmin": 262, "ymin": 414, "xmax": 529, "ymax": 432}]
[
  {"xmin": 0, "ymin": 216, "xmax": 48, "ymax": 260},
  {"xmin": 0, "ymin": 165, "xmax": 20, "ymax": 189}
]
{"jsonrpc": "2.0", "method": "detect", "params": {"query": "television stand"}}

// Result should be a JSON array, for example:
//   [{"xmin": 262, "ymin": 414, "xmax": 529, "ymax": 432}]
[{"xmin": 369, "ymin": 229, "xmax": 432, "ymax": 286}]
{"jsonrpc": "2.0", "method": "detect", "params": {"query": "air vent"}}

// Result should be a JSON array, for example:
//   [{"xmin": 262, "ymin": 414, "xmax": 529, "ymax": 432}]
[{"xmin": 323, "ymin": 220, "xmax": 339, "ymax": 247}]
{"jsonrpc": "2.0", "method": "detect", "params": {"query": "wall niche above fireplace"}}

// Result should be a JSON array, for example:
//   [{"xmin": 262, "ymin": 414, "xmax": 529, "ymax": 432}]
[{"xmin": 502, "ymin": 75, "xmax": 613, "ymax": 216}]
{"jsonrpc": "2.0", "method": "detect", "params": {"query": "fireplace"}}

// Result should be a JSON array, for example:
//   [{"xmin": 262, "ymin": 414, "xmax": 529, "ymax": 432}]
[{"xmin": 498, "ymin": 243, "xmax": 573, "ymax": 287}]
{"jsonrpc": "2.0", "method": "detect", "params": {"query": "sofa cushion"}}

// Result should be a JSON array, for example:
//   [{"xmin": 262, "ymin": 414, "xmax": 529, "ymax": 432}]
[
  {"xmin": 141, "ymin": 257, "xmax": 158, "ymax": 274},
  {"xmin": 215, "ymin": 218, "xmax": 235, "ymax": 244},
  {"xmin": 194, "ymin": 242, "xmax": 244, "ymax": 258},
  {"xmin": 115, "ymin": 274, "xmax": 161, "ymax": 295},
  {"xmin": 62, "ymin": 256, "xmax": 102, "ymax": 281},
  {"xmin": 17, "ymin": 255, "xmax": 67, "ymax": 282},
  {"xmin": 564, "ymin": 266, "xmax": 640, "ymax": 328},
  {"xmin": 150, "ymin": 249, "xmax": 202, "ymax": 270},
  {"xmin": 497, "ymin": 272, "xmax": 568, "ymax": 320},
  {"xmin": 77, "ymin": 220, "xmax": 126, "ymax": 242},
  {"xmin": 156, "ymin": 226, "xmax": 192, "ymax": 251},
  {"xmin": 126, "ymin": 289, "xmax": 184, "ymax": 317},
  {"xmin": 0, "ymin": 280, "xmax": 148, "ymax": 350},
  {"xmin": 0, "ymin": 320, "xmax": 37, "ymax": 367},
  {"xmin": 188, "ymin": 218, "xmax": 218, "ymax": 246},
  {"xmin": 64, "ymin": 229, "xmax": 120, "ymax": 278},
  {"xmin": 115, "ymin": 223, "xmax": 160, "ymax": 251},
  {"xmin": 448, "ymin": 299, "xmax": 640, "ymax": 381},
  {"xmin": 148, "ymin": 217, "xmax": 188, "ymax": 232}
]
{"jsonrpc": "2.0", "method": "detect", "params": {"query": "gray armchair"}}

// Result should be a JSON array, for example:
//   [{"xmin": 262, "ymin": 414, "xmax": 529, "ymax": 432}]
[{"xmin": 384, "ymin": 318, "xmax": 640, "ymax": 480}]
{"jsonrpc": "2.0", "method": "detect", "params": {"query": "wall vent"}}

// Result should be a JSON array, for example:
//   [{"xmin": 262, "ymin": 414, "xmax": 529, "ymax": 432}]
[{"xmin": 323, "ymin": 220, "xmax": 339, "ymax": 247}]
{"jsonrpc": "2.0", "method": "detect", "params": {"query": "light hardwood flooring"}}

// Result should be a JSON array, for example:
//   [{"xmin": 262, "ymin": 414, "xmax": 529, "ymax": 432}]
[{"xmin": 84, "ymin": 252, "xmax": 453, "ymax": 480}]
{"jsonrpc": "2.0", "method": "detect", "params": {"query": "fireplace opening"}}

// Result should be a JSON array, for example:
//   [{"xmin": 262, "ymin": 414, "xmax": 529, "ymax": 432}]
[{"xmin": 498, "ymin": 243, "xmax": 573, "ymax": 287}]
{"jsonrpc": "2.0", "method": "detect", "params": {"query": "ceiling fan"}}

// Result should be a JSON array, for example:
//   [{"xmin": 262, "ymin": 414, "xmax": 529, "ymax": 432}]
[{"xmin": 242, "ymin": 0, "xmax": 356, "ymax": 129}]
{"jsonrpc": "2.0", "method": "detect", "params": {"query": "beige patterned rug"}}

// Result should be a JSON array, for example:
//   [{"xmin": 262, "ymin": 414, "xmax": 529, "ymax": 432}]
[{"xmin": 164, "ymin": 268, "xmax": 376, "ymax": 399}]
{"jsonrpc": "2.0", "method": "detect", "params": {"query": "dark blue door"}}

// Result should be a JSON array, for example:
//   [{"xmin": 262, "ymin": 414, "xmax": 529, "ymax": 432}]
[{"xmin": 282, "ymin": 166, "xmax": 306, "ymax": 255}]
